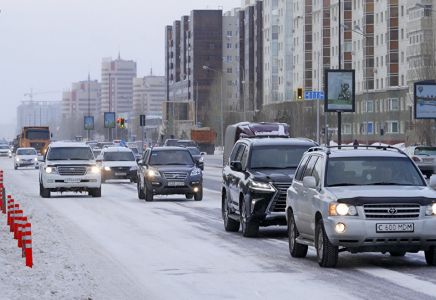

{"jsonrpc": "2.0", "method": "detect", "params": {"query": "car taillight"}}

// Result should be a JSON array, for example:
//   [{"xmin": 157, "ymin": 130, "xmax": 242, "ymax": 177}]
[{"xmin": 412, "ymin": 156, "xmax": 420, "ymax": 162}]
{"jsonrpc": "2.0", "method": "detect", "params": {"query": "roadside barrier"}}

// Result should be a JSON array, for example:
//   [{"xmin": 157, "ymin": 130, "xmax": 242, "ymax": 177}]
[{"xmin": 0, "ymin": 171, "xmax": 33, "ymax": 268}]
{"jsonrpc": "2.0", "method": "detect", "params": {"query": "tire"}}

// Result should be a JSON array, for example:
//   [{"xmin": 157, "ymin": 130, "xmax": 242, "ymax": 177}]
[
  {"xmin": 40, "ymin": 182, "xmax": 50, "ymax": 198},
  {"xmin": 137, "ymin": 180, "xmax": 145, "ymax": 199},
  {"xmin": 185, "ymin": 193, "xmax": 194, "ymax": 199},
  {"xmin": 194, "ymin": 187, "xmax": 203, "ymax": 201},
  {"xmin": 222, "ymin": 192, "xmax": 240, "ymax": 232},
  {"xmin": 145, "ymin": 182, "xmax": 153, "ymax": 202},
  {"xmin": 425, "ymin": 246, "xmax": 436, "ymax": 266},
  {"xmin": 389, "ymin": 251, "xmax": 406, "ymax": 257},
  {"xmin": 92, "ymin": 187, "xmax": 101, "ymax": 197},
  {"xmin": 315, "ymin": 219, "xmax": 338, "ymax": 267},
  {"xmin": 240, "ymin": 200, "xmax": 259, "ymax": 237},
  {"xmin": 288, "ymin": 213, "xmax": 308, "ymax": 258}
]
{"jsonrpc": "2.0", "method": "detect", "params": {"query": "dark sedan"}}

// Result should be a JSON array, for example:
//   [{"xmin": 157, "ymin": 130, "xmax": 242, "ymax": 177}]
[{"xmin": 186, "ymin": 147, "xmax": 204, "ymax": 170}]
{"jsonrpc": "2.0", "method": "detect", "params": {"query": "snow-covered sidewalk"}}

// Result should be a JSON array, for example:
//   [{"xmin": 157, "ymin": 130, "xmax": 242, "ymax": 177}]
[{"xmin": 0, "ymin": 183, "xmax": 96, "ymax": 300}]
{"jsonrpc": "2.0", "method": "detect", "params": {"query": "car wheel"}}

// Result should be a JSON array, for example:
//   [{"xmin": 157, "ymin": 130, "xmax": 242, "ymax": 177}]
[
  {"xmin": 137, "ymin": 180, "xmax": 145, "ymax": 199},
  {"xmin": 92, "ymin": 187, "xmax": 101, "ymax": 197},
  {"xmin": 315, "ymin": 219, "xmax": 338, "ymax": 268},
  {"xmin": 40, "ymin": 182, "xmax": 50, "ymax": 198},
  {"xmin": 222, "ymin": 192, "xmax": 240, "ymax": 232},
  {"xmin": 288, "ymin": 213, "xmax": 308, "ymax": 258},
  {"xmin": 194, "ymin": 187, "xmax": 203, "ymax": 201},
  {"xmin": 240, "ymin": 200, "xmax": 259, "ymax": 237},
  {"xmin": 389, "ymin": 251, "xmax": 406, "ymax": 257},
  {"xmin": 425, "ymin": 246, "xmax": 436, "ymax": 266},
  {"xmin": 185, "ymin": 193, "xmax": 194, "ymax": 199},
  {"xmin": 145, "ymin": 182, "xmax": 153, "ymax": 202}
]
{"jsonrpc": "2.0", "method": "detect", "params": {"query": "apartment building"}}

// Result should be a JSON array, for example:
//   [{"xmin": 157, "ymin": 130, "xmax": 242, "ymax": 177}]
[
  {"xmin": 61, "ymin": 78, "xmax": 101, "ymax": 118},
  {"xmin": 17, "ymin": 101, "xmax": 62, "ymax": 133},
  {"xmin": 133, "ymin": 74, "xmax": 166, "ymax": 114}
]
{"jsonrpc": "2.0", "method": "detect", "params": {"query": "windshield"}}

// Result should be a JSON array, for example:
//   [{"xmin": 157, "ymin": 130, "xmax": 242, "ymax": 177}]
[
  {"xmin": 414, "ymin": 147, "xmax": 436, "ymax": 155},
  {"xmin": 17, "ymin": 149, "xmax": 36, "ymax": 155},
  {"xmin": 0, "ymin": 145, "xmax": 9, "ymax": 150},
  {"xmin": 103, "ymin": 151, "xmax": 135, "ymax": 161},
  {"xmin": 177, "ymin": 141, "xmax": 194, "ymax": 147},
  {"xmin": 93, "ymin": 149, "xmax": 101, "ymax": 156},
  {"xmin": 47, "ymin": 147, "xmax": 94, "ymax": 160},
  {"xmin": 129, "ymin": 148, "xmax": 139, "ymax": 154},
  {"xmin": 187, "ymin": 147, "xmax": 200, "ymax": 155},
  {"xmin": 26, "ymin": 130, "xmax": 50, "ymax": 140},
  {"xmin": 250, "ymin": 145, "xmax": 311, "ymax": 169},
  {"xmin": 149, "ymin": 150, "xmax": 194, "ymax": 165},
  {"xmin": 326, "ymin": 157, "xmax": 426, "ymax": 187}
]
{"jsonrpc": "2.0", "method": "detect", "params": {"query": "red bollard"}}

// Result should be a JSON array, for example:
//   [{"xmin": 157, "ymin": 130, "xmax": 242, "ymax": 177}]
[
  {"xmin": 24, "ymin": 223, "xmax": 32, "ymax": 268},
  {"xmin": 14, "ymin": 210, "xmax": 23, "ymax": 240},
  {"xmin": 18, "ymin": 216, "xmax": 27, "ymax": 248},
  {"xmin": 11, "ymin": 203, "xmax": 19, "ymax": 233},
  {"xmin": 7, "ymin": 196, "xmax": 12, "ymax": 225}
]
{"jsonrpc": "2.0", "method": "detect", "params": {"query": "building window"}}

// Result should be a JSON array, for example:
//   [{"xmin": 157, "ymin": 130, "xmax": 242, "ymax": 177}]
[
  {"xmin": 388, "ymin": 98, "xmax": 399, "ymax": 110},
  {"xmin": 344, "ymin": 123, "xmax": 352, "ymax": 134},
  {"xmin": 368, "ymin": 122, "xmax": 373, "ymax": 134},
  {"xmin": 227, "ymin": 30, "xmax": 232, "ymax": 37},
  {"xmin": 209, "ymin": 56, "xmax": 214, "ymax": 61},
  {"xmin": 388, "ymin": 121, "xmax": 399, "ymax": 133},
  {"xmin": 227, "ymin": 43, "xmax": 232, "ymax": 49},
  {"xmin": 226, "ymin": 55, "xmax": 232, "ymax": 62},
  {"xmin": 227, "ymin": 68, "xmax": 233, "ymax": 74},
  {"xmin": 209, "ymin": 43, "xmax": 215, "ymax": 49},
  {"xmin": 227, "ymin": 80, "xmax": 232, "ymax": 86}
]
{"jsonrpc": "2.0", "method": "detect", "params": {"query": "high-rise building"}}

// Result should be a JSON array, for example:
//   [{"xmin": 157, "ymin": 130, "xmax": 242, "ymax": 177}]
[
  {"xmin": 101, "ymin": 54, "xmax": 137, "ymax": 114},
  {"xmin": 17, "ymin": 101, "xmax": 62, "ymax": 133},
  {"xmin": 62, "ymin": 78, "xmax": 101, "ymax": 118},
  {"xmin": 133, "ymin": 73, "xmax": 166, "ymax": 114},
  {"xmin": 223, "ymin": 9, "xmax": 240, "ymax": 111}
]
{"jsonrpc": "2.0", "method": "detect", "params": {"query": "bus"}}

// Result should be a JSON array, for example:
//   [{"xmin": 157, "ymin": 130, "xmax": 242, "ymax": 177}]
[{"xmin": 20, "ymin": 126, "xmax": 51, "ymax": 154}]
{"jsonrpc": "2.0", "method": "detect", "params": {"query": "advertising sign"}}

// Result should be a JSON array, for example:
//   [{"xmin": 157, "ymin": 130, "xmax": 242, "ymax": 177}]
[
  {"xmin": 414, "ymin": 82, "xmax": 436, "ymax": 119},
  {"xmin": 104, "ymin": 112, "xmax": 116, "ymax": 128},
  {"xmin": 84, "ymin": 116, "xmax": 94, "ymax": 130},
  {"xmin": 324, "ymin": 69, "xmax": 356, "ymax": 112}
]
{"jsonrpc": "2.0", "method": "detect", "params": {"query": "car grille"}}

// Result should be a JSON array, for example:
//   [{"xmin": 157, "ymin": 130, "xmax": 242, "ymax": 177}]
[
  {"xmin": 363, "ymin": 203, "xmax": 420, "ymax": 219},
  {"xmin": 269, "ymin": 183, "xmax": 291, "ymax": 212},
  {"xmin": 57, "ymin": 166, "xmax": 87, "ymax": 176},
  {"xmin": 30, "ymin": 142, "xmax": 45, "ymax": 148},
  {"xmin": 163, "ymin": 172, "xmax": 188, "ymax": 181},
  {"xmin": 110, "ymin": 167, "xmax": 131, "ymax": 172}
]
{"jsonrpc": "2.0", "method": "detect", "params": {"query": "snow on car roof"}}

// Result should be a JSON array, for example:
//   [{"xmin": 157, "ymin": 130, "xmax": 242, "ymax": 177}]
[{"xmin": 49, "ymin": 142, "xmax": 90, "ymax": 148}]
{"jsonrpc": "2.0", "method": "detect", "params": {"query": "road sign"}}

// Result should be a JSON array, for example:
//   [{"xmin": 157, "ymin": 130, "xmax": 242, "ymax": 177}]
[
  {"xmin": 328, "ymin": 127, "xmax": 338, "ymax": 131},
  {"xmin": 304, "ymin": 91, "xmax": 324, "ymax": 100}
]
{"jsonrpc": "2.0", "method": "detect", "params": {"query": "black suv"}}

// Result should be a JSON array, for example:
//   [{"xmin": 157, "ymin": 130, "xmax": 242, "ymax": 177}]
[
  {"xmin": 136, "ymin": 147, "xmax": 204, "ymax": 201},
  {"xmin": 222, "ymin": 138, "xmax": 317, "ymax": 237}
]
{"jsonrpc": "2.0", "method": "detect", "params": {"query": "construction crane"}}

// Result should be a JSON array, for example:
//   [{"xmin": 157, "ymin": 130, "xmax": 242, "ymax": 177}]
[{"xmin": 24, "ymin": 88, "xmax": 60, "ymax": 102}]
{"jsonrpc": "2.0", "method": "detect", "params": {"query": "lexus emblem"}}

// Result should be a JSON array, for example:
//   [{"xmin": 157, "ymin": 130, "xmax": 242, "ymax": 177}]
[
  {"xmin": 173, "ymin": 174, "xmax": 179, "ymax": 178},
  {"xmin": 388, "ymin": 208, "xmax": 397, "ymax": 214},
  {"xmin": 70, "ymin": 168, "xmax": 75, "ymax": 172}
]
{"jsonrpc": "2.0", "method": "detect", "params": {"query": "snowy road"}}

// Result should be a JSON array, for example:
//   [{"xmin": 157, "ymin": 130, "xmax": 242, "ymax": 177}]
[{"xmin": 2, "ymin": 155, "xmax": 436, "ymax": 299}]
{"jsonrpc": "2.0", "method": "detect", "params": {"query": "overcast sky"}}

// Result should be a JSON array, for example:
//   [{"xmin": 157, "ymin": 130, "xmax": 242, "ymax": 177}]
[{"xmin": 0, "ymin": 0, "xmax": 241, "ymax": 132}]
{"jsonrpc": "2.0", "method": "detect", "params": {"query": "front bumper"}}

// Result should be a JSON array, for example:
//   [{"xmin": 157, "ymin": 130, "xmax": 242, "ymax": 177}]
[
  {"xmin": 324, "ymin": 216, "xmax": 436, "ymax": 252},
  {"xmin": 42, "ymin": 173, "xmax": 101, "ymax": 191},
  {"xmin": 102, "ymin": 169, "xmax": 137, "ymax": 181},
  {"xmin": 16, "ymin": 161, "xmax": 38, "ymax": 167},
  {"xmin": 145, "ymin": 174, "xmax": 202, "ymax": 195}
]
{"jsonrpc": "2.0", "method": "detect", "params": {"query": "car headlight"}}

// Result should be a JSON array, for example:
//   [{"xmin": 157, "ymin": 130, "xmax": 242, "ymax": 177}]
[
  {"xmin": 90, "ymin": 166, "xmax": 100, "ymax": 174},
  {"xmin": 426, "ymin": 203, "xmax": 436, "ymax": 216},
  {"xmin": 130, "ymin": 166, "xmax": 138, "ymax": 171},
  {"xmin": 147, "ymin": 170, "xmax": 161, "ymax": 177},
  {"xmin": 190, "ymin": 168, "xmax": 201, "ymax": 176},
  {"xmin": 34, "ymin": 157, "xmax": 38, "ymax": 161},
  {"xmin": 15, "ymin": 157, "xmax": 20, "ymax": 162},
  {"xmin": 104, "ymin": 166, "xmax": 111, "ymax": 171},
  {"xmin": 199, "ymin": 157, "xmax": 204, "ymax": 162},
  {"xmin": 329, "ymin": 203, "xmax": 358, "ymax": 216},
  {"xmin": 249, "ymin": 179, "xmax": 274, "ymax": 191},
  {"xmin": 45, "ymin": 167, "xmax": 56, "ymax": 174}
]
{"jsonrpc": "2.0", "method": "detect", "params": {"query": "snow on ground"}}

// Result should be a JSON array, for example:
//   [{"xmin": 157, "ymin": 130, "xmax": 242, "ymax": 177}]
[{"xmin": 0, "ymin": 182, "xmax": 96, "ymax": 300}]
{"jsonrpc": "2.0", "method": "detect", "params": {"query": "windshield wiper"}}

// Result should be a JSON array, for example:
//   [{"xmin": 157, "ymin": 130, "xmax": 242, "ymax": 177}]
[
  {"xmin": 371, "ymin": 182, "xmax": 403, "ymax": 185},
  {"xmin": 328, "ymin": 183, "xmax": 360, "ymax": 187},
  {"xmin": 170, "ymin": 163, "xmax": 193, "ymax": 165},
  {"xmin": 251, "ymin": 166, "xmax": 287, "ymax": 169},
  {"xmin": 69, "ymin": 158, "xmax": 89, "ymax": 160}
]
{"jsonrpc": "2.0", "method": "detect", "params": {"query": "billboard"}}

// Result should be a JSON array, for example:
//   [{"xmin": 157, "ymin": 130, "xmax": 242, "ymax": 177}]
[
  {"xmin": 104, "ymin": 112, "xmax": 116, "ymax": 128},
  {"xmin": 414, "ymin": 82, "xmax": 436, "ymax": 119},
  {"xmin": 84, "ymin": 116, "xmax": 94, "ymax": 130},
  {"xmin": 324, "ymin": 69, "xmax": 356, "ymax": 112}
]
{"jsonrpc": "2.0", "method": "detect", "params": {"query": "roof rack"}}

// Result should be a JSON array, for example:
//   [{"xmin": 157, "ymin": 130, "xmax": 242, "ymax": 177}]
[
  {"xmin": 326, "ymin": 145, "xmax": 406, "ymax": 155},
  {"xmin": 240, "ymin": 134, "xmax": 290, "ymax": 139}
]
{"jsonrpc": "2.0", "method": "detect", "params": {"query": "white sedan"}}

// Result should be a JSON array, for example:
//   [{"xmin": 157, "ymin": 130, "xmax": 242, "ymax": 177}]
[{"xmin": 14, "ymin": 147, "xmax": 39, "ymax": 170}]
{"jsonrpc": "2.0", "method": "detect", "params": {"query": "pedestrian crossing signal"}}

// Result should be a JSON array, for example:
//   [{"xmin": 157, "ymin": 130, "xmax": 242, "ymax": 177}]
[{"xmin": 297, "ymin": 88, "xmax": 303, "ymax": 100}]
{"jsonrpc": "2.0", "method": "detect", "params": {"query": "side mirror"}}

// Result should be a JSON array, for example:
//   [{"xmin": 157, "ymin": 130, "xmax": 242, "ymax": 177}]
[
  {"xmin": 197, "ymin": 161, "xmax": 204, "ymax": 170},
  {"xmin": 137, "ymin": 160, "xmax": 144, "ymax": 166},
  {"xmin": 200, "ymin": 152, "xmax": 205, "ymax": 156},
  {"xmin": 38, "ymin": 156, "xmax": 44, "ymax": 162},
  {"xmin": 230, "ymin": 161, "xmax": 243, "ymax": 172},
  {"xmin": 430, "ymin": 176, "xmax": 436, "ymax": 188},
  {"xmin": 303, "ymin": 176, "xmax": 317, "ymax": 189}
]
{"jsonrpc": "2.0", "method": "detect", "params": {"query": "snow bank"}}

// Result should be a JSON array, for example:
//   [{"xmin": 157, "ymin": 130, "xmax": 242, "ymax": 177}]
[{"xmin": 0, "ymin": 183, "xmax": 96, "ymax": 299}]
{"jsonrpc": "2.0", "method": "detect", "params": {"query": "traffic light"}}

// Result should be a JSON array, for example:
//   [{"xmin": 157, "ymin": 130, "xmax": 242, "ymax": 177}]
[
  {"xmin": 117, "ymin": 118, "xmax": 120, "ymax": 124},
  {"xmin": 322, "ymin": 128, "xmax": 325, "ymax": 134},
  {"xmin": 297, "ymin": 88, "xmax": 303, "ymax": 100},
  {"xmin": 120, "ymin": 118, "xmax": 125, "ymax": 128}
]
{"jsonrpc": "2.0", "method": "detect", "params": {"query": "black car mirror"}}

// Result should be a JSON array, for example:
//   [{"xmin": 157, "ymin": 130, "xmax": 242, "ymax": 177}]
[
  {"xmin": 230, "ymin": 161, "xmax": 242, "ymax": 172},
  {"xmin": 197, "ymin": 161, "xmax": 204, "ymax": 170}
]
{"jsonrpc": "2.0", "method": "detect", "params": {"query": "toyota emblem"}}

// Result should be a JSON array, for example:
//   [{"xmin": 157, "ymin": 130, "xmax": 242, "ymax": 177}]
[
  {"xmin": 70, "ymin": 168, "xmax": 75, "ymax": 172},
  {"xmin": 388, "ymin": 208, "xmax": 397, "ymax": 214}
]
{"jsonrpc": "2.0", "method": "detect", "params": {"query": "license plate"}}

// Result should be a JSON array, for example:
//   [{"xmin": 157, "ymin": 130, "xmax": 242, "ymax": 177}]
[
  {"xmin": 115, "ymin": 173, "xmax": 126, "ymax": 176},
  {"xmin": 376, "ymin": 223, "xmax": 414, "ymax": 233},
  {"xmin": 423, "ymin": 158, "xmax": 434, "ymax": 163},
  {"xmin": 64, "ymin": 178, "xmax": 81, "ymax": 183},
  {"xmin": 168, "ymin": 181, "xmax": 184, "ymax": 186}
]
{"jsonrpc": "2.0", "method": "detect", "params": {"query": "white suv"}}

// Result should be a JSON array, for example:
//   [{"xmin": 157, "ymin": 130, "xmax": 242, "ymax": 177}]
[
  {"xmin": 39, "ymin": 142, "xmax": 101, "ymax": 198},
  {"xmin": 286, "ymin": 145, "xmax": 436, "ymax": 267}
]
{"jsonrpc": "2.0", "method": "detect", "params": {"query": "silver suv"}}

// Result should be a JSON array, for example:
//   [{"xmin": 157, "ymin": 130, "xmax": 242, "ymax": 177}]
[{"xmin": 286, "ymin": 145, "xmax": 436, "ymax": 267}]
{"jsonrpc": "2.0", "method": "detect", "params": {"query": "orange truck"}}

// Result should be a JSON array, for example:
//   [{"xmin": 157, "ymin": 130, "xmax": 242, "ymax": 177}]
[
  {"xmin": 20, "ymin": 126, "xmax": 51, "ymax": 154},
  {"xmin": 191, "ymin": 127, "xmax": 215, "ymax": 155}
]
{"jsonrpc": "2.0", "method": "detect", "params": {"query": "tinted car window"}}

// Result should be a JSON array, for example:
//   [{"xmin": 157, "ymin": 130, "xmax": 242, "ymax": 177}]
[
  {"xmin": 303, "ymin": 156, "xmax": 318, "ymax": 177},
  {"xmin": 0, "ymin": 145, "xmax": 9, "ymax": 150},
  {"xmin": 187, "ymin": 147, "xmax": 200, "ymax": 155},
  {"xmin": 230, "ymin": 144, "xmax": 243, "ymax": 162},
  {"xmin": 17, "ymin": 149, "xmax": 37, "ymax": 155},
  {"xmin": 250, "ymin": 145, "xmax": 311, "ymax": 169},
  {"xmin": 177, "ymin": 141, "xmax": 196, "ymax": 147},
  {"xmin": 414, "ymin": 147, "xmax": 436, "ymax": 155},
  {"xmin": 294, "ymin": 155, "xmax": 310, "ymax": 182},
  {"xmin": 103, "ymin": 151, "xmax": 135, "ymax": 161},
  {"xmin": 129, "ymin": 147, "xmax": 139, "ymax": 155},
  {"xmin": 240, "ymin": 146, "xmax": 249, "ymax": 169},
  {"xmin": 311, "ymin": 156, "xmax": 323, "ymax": 186},
  {"xmin": 149, "ymin": 150, "xmax": 194, "ymax": 165},
  {"xmin": 47, "ymin": 147, "xmax": 93, "ymax": 160}
]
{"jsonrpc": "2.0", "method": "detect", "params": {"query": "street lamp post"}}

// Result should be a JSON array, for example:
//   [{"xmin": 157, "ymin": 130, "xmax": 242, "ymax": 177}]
[
  {"xmin": 203, "ymin": 66, "xmax": 223, "ymax": 149},
  {"xmin": 341, "ymin": 23, "xmax": 369, "ymax": 146},
  {"xmin": 223, "ymin": 59, "xmax": 246, "ymax": 121}
]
